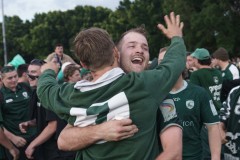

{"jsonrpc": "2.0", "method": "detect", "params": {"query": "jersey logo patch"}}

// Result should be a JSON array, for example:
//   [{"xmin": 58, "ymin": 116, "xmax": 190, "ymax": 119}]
[
  {"xmin": 159, "ymin": 99, "xmax": 177, "ymax": 122},
  {"xmin": 22, "ymin": 92, "xmax": 29, "ymax": 99},
  {"xmin": 186, "ymin": 100, "xmax": 194, "ymax": 109}
]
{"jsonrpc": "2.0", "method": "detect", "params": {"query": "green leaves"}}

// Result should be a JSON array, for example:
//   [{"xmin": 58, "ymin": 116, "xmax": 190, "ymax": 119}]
[{"xmin": 0, "ymin": 0, "xmax": 239, "ymax": 65}]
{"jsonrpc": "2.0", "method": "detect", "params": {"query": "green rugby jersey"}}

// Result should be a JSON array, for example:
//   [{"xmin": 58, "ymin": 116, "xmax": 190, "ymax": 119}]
[
  {"xmin": 0, "ymin": 83, "xmax": 35, "ymax": 139},
  {"xmin": 220, "ymin": 86, "xmax": 240, "ymax": 160},
  {"xmin": 190, "ymin": 68, "xmax": 223, "ymax": 111},
  {"xmin": 37, "ymin": 37, "xmax": 186, "ymax": 160},
  {"xmin": 161, "ymin": 81, "xmax": 219, "ymax": 160}
]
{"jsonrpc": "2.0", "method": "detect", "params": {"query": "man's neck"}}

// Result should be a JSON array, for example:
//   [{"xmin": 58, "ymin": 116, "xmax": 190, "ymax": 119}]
[
  {"xmin": 91, "ymin": 66, "xmax": 117, "ymax": 82},
  {"xmin": 88, "ymin": 54, "xmax": 120, "ymax": 82},
  {"xmin": 171, "ymin": 76, "xmax": 184, "ymax": 92},
  {"xmin": 56, "ymin": 53, "xmax": 63, "ymax": 59},
  {"xmin": 198, "ymin": 65, "xmax": 211, "ymax": 69},
  {"xmin": 219, "ymin": 61, "xmax": 229, "ymax": 70}
]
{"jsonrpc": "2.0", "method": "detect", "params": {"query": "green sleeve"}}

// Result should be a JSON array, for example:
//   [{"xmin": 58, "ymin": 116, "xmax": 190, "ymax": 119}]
[
  {"xmin": 37, "ymin": 69, "xmax": 57, "ymax": 111},
  {"xmin": 199, "ymin": 88, "xmax": 219, "ymax": 124},
  {"xmin": 37, "ymin": 69, "xmax": 72, "ymax": 121},
  {"xmin": 144, "ymin": 36, "xmax": 186, "ymax": 102}
]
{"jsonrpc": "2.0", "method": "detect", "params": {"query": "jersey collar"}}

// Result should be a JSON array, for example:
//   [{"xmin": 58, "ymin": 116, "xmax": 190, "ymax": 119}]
[
  {"xmin": 74, "ymin": 67, "xmax": 125, "ymax": 92},
  {"xmin": 169, "ymin": 80, "xmax": 188, "ymax": 94}
]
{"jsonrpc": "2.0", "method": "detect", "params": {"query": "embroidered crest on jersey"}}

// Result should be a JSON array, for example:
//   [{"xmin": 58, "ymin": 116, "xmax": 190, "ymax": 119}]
[
  {"xmin": 213, "ymin": 76, "xmax": 219, "ymax": 84},
  {"xmin": 159, "ymin": 99, "xmax": 177, "ymax": 122},
  {"xmin": 186, "ymin": 100, "xmax": 194, "ymax": 109},
  {"xmin": 22, "ymin": 92, "xmax": 28, "ymax": 99}
]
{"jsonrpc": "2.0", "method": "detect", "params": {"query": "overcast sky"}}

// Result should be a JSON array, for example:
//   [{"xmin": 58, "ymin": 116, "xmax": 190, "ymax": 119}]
[{"xmin": 1, "ymin": 0, "xmax": 122, "ymax": 22}]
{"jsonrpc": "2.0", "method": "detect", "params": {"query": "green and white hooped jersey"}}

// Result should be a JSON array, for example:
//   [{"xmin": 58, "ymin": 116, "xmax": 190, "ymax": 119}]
[
  {"xmin": 37, "ymin": 37, "xmax": 186, "ymax": 160},
  {"xmin": 161, "ymin": 81, "xmax": 219, "ymax": 160}
]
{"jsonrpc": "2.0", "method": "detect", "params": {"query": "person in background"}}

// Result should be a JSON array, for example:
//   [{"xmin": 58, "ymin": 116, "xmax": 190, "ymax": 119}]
[
  {"xmin": 212, "ymin": 47, "xmax": 240, "ymax": 102},
  {"xmin": 159, "ymin": 48, "xmax": 221, "ymax": 160},
  {"xmin": 0, "ymin": 90, "xmax": 20, "ymax": 160},
  {"xmin": 0, "ymin": 66, "xmax": 35, "ymax": 160},
  {"xmin": 219, "ymin": 86, "xmax": 240, "ymax": 159},
  {"xmin": 212, "ymin": 47, "xmax": 239, "ymax": 81},
  {"xmin": 57, "ymin": 62, "xmax": 74, "ymax": 83},
  {"xmin": 63, "ymin": 64, "xmax": 81, "ymax": 83},
  {"xmin": 190, "ymin": 48, "xmax": 223, "ymax": 111},
  {"xmin": 45, "ymin": 43, "xmax": 76, "ymax": 65},
  {"xmin": 17, "ymin": 64, "xmax": 29, "ymax": 84},
  {"xmin": 19, "ymin": 59, "xmax": 76, "ymax": 160},
  {"xmin": 186, "ymin": 52, "xmax": 196, "ymax": 71},
  {"xmin": 190, "ymin": 48, "xmax": 223, "ymax": 159},
  {"xmin": 184, "ymin": 51, "xmax": 197, "ymax": 80}
]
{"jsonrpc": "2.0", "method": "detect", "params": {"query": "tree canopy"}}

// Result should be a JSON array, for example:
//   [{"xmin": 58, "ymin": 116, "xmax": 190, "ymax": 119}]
[{"xmin": 0, "ymin": 0, "xmax": 239, "ymax": 65}]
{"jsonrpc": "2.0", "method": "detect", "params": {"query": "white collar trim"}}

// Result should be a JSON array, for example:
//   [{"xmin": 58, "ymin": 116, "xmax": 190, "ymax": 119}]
[
  {"xmin": 170, "ymin": 80, "xmax": 188, "ymax": 94},
  {"xmin": 74, "ymin": 67, "xmax": 125, "ymax": 92}
]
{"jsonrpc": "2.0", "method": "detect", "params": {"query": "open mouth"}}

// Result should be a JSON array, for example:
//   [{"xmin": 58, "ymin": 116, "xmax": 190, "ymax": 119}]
[{"xmin": 131, "ymin": 57, "xmax": 143, "ymax": 65}]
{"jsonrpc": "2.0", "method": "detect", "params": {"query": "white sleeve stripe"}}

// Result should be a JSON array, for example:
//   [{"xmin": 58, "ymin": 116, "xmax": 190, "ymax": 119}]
[
  {"xmin": 204, "ymin": 122, "xmax": 220, "ymax": 125},
  {"xmin": 160, "ymin": 123, "xmax": 183, "ymax": 135},
  {"xmin": 229, "ymin": 65, "xmax": 239, "ymax": 79}
]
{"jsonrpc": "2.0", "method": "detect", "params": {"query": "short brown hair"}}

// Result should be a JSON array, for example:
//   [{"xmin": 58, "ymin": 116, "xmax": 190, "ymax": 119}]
[
  {"xmin": 212, "ymin": 47, "xmax": 229, "ymax": 61},
  {"xmin": 74, "ymin": 28, "xmax": 115, "ymax": 71},
  {"xmin": 63, "ymin": 64, "xmax": 80, "ymax": 81},
  {"xmin": 55, "ymin": 43, "xmax": 63, "ymax": 48},
  {"xmin": 116, "ymin": 26, "xmax": 148, "ymax": 51}
]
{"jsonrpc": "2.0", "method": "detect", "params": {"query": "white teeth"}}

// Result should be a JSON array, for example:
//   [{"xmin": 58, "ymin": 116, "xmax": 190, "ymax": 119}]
[{"xmin": 132, "ymin": 57, "xmax": 143, "ymax": 62}]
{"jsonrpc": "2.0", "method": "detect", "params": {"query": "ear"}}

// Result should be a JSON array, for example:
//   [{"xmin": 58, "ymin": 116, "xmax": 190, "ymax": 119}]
[
  {"xmin": 80, "ymin": 62, "xmax": 88, "ymax": 69},
  {"xmin": 113, "ymin": 47, "xmax": 120, "ymax": 62}
]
